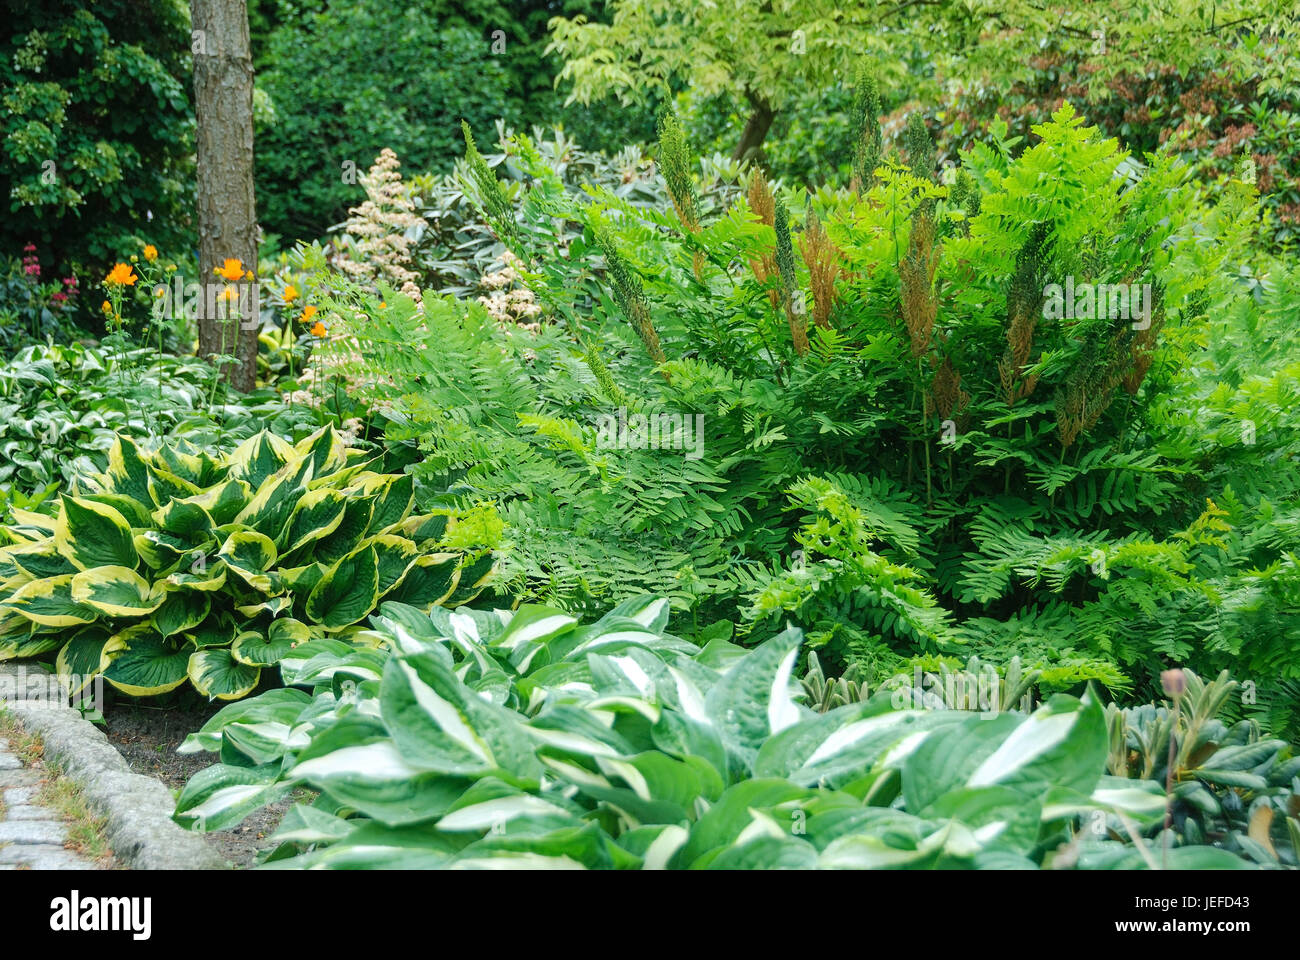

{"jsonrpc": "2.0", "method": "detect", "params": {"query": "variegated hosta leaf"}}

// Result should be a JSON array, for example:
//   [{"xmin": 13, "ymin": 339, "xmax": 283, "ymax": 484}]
[{"xmin": 71, "ymin": 565, "xmax": 165, "ymax": 617}]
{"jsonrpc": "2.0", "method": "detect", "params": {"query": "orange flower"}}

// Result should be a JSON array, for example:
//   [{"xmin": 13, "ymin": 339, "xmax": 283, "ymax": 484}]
[
  {"xmin": 104, "ymin": 263, "xmax": 137, "ymax": 286},
  {"xmin": 299, "ymin": 304, "xmax": 317, "ymax": 324},
  {"xmin": 143, "ymin": 244, "xmax": 158, "ymax": 261},
  {"xmin": 213, "ymin": 258, "xmax": 244, "ymax": 281},
  {"xmin": 101, "ymin": 300, "xmax": 112, "ymax": 314},
  {"xmin": 221, "ymin": 286, "xmax": 238, "ymax": 301},
  {"xmin": 310, "ymin": 320, "xmax": 327, "ymax": 337},
  {"xmin": 283, "ymin": 284, "xmax": 299, "ymax": 304}
]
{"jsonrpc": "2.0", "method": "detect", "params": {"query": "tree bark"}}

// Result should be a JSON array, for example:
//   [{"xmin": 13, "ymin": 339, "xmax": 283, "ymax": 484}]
[
  {"xmin": 732, "ymin": 91, "xmax": 776, "ymax": 164},
  {"xmin": 191, "ymin": 0, "xmax": 258, "ymax": 392}
]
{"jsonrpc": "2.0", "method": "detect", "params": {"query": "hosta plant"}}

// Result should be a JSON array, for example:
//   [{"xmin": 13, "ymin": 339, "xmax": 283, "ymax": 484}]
[
  {"xmin": 0, "ymin": 341, "xmax": 322, "ymax": 498},
  {"xmin": 175, "ymin": 596, "xmax": 1268, "ymax": 869},
  {"xmin": 0, "ymin": 427, "xmax": 497, "ymax": 699}
]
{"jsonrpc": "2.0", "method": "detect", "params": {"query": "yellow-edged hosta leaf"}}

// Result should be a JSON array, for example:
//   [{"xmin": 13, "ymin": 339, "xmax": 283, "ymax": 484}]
[
  {"xmin": 71, "ymin": 565, "xmax": 164, "ymax": 617},
  {"xmin": 383, "ymin": 552, "xmax": 461, "ymax": 607},
  {"xmin": 280, "ymin": 488, "xmax": 348, "ymax": 557},
  {"xmin": 188, "ymin": 648, "xmax": 261, "ymax": 700},
  {"xmin": 152, "ymin": 499, "xmax": 215, "ymax": 540},
  {"xmin": 165, "ymin": 560, "xmax": 229, "ymax": 592},
  {"xmin": 235, "ymin": 595, "xmax": 293, "ymax": 618},
  {"xmin": 135, "ymin": 531, "xmax": 206, "ymax": 572},
  {"xmin": 2, "ymin": 539, "xmax": 75, "ymax": 580},
  {"xmin": 181, "ymin": 477, "xmax": 251, "ymax": 526},
  {"xmin": 152, "ymin": 588, "xmax": 212, "ymax": 637},
  {"xmin": 218, "ymin": 530, "xmax": 278, "ymax": 593},
  {"xmin": 9, "ymin": 508, "xmax": 56, "ymax": 533},
  {"xmin": 305, "ymin": 544, "xmax": 379, "ymax": 628},
  {"xmin": 447, "ymin": 552, "xmax": 497, "ymax": 605},
  {"xmin": 231, "ymin": 618, "xmax": 308, "ymax": 666},
  {"xmin": 57, "ymin": 628, "xmax": 130, "ymax": 693},
  {"xmin": 228, "ymin": 431, "xmax": 297, "ymax": 489},
  {"xmin": 367, "ymin": 534, "xmax": 421, "ymax": 597},
  {"xmin": 103, "ymin": 435, "xmax": 153, "ymax": 504},
  {"xmin": 103, "ymin": 630, "xmax": 191, "ymax": 697},
  {"xmin": 54, "ymin": 496, "xmax": 137, "ymax": 570},
  {"xmin": 344, "ymin": 473, "xmax": 415, "ymax": 532},
  {"xmin": 3, "ymin": 573, "xmax": 97, "ymax": 626},
  {"xmin": 146, "ymin": 466, "xmax": 201, "ymax": 509},
  {"xmin": 294, "ymin": 425, "xmax": 350, "ymax": 478}
]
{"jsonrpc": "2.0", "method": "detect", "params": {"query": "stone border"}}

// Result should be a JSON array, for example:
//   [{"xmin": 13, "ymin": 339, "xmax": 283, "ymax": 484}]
[{"xmin": 0, "ymin": 666, "xmax": 227, "ymax": 870}]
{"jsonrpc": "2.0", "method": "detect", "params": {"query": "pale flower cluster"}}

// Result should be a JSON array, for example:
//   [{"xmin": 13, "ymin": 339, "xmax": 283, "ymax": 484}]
[{"xmin": 336, "ymin": 148, "xmax": 426, "ymax": 303}]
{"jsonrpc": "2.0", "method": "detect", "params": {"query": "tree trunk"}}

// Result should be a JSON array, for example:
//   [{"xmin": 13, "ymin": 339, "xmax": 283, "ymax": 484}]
[
  {"xmin": 732, "ymin": 92, "xmax": 776, "ymax": 164},
  {"xmin": 191, "ymin": 0, "xmax": 258, "ymax": 392}
]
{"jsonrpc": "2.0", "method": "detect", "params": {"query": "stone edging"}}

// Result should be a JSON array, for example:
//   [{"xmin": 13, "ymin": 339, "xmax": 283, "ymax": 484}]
[{"xmin": 0, "ymin": 666, "xmax": 227, "ymax": 870}]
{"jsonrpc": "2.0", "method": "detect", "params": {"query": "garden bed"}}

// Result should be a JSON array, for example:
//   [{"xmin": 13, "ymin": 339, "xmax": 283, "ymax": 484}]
[{"xmin": 102, "ymin": 703, "xmax": 301, "ymax": 870}]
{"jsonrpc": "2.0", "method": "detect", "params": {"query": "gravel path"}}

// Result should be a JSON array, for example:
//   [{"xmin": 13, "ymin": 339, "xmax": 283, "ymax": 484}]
[{"xmin": 0, "ymin": 737, "xmax": 104, "ymax": 870}]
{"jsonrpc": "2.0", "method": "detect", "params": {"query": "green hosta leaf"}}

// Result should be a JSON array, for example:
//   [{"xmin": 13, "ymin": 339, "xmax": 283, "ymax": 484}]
[
  {"xmin": 104, "ymin": 631, "xmax": 191, "ymax": 696},
  {"xmin": 230, "ymin": 619, "xmax": 306, "ymax": 667},
  {"xmin": 189, "ymin": 648, "xmax": 262, "ymax": 700},
  {"xmin": 367, "ymin": 534, "xmax": 421, "ymax": 597},
  {"xmin": 164, "ymin": 560, "xmax": 228, "ymax": 592},
  {"xmin": 489, "ymin": 603, "xmax": 577, "ymax": 673},
  {"xmin": 437, "ymin": 779, "xmax": 578, "ymax": 833},
  {"xmin": 186, "ymin": 615, "xmax": 239, "ymax": 650},
  {"xmin": 179, "ymin": 687, "xmax": 312, "ymax": 754},
  {"xmin": 675, "ymin": 779, "xmax": 813, "ymax": 868},
  {"xmin": 181, "ymin": 477, "xmax": 250, "ymax": 526},
  {"xmin": 227, "ymin": 431, "xmax": 296, "ymax": 489},
  {"xmin": 305, "ymin": 545, "xmax": 379, "ymax": 628},
  {"xmin": 2, "ymin": 574, "xmax": 97, "ymax": 627},
  {"xmin": 966, "ymin": 693, "xmax": 1107, "ymax": 800},
  {"xmin": 151, "ymin": 588, "xmax": 213, "ymax": 637},
  {"xmin": 280, "ymin": 488, "xmax": 348, "ymax": 557},
  {"xmin": 217, "ymin": 530, "xmax": 278, "ymax": 592},
  {"xmin": 382, "ymin": 552, "xmax": 459, "ymax": 607},
  {"xmin": 705, "ymin": 626, "xmax": 804, "ymax": 765},
  {"xmin": 901, "ymin": 712, "xmax": 1024, "ymax": 814},
  {"xmin": 152, "ymin": 499, "xmax": 215, "ymax": 540},
  {"xmin": 708, "ymin": 835, "xmax": 819, "ymax": 870},
  {"xmin": 71, "ymin": 565, "xmax": 164, "ymax": 617},
  {"xmin": 54, "ymin": 496, "xmax": 137, "ymax": 570},
  {"xmin": 445, "ymin": 552, "xmax": 496, "ymax": 605},
  {"xmin": 55, "ymin": 628, "xmax": 128, "ymax": 693},
  {"xmin": 291, "ymin": 737, "xmax": 471, "ymax": 825},
  {"xmin": 386, "ymin": 650, "xmax": 543, "ymax": 781},
  {"xmin": 174, "ymin": 762, "xmax": 290, "ymax": 832}
]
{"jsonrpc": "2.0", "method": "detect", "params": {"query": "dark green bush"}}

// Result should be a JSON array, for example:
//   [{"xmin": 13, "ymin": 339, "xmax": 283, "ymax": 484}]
[{"xmin": 0, "ymin": 0, "xmax": 194, "ymax": 276}]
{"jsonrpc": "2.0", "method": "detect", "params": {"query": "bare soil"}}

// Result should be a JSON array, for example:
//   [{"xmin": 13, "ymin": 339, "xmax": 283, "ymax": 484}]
[{"xmin": 101, "ymin": 700, "xmax": 300, "ymax": 869}]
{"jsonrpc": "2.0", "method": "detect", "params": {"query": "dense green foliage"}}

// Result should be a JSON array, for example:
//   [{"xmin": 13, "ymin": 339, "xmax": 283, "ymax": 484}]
[
  {"xmin": 305, "ymin": 104, "xmax": 1300, "ymax": 743},
  {"xmin": 175, "ymin": 596, "xmax": 1295, "ymax": 868},
  {"xmin": 0, "ymin": 341, "xmax": 319, "ymax": 505},
  {"xmin": 252, "ymin": 0, "xmax": 655, "ymax": 243},
  {"xmin": 0, "ymin": 0, "xmax": 193, "ymax": 275}
]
